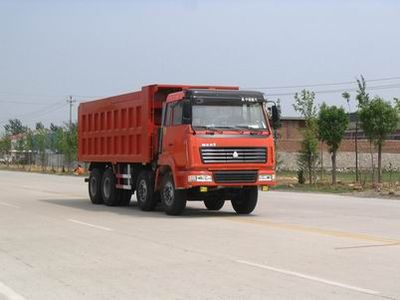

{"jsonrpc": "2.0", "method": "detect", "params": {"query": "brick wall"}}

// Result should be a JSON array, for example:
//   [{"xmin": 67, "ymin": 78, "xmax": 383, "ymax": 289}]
[
  {"xmin": 277, "ymin": 139, "xmax": 400, "ymax": 154},
  {"xmin": 275, "ymin": 117, "xmax": 400, "ymax": 170}
]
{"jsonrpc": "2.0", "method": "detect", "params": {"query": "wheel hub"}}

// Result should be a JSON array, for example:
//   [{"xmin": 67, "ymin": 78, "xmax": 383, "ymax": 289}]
[
  {"xmin": 163, "ymin": 182, "xmax": 174, "ymax": 206},
  {"xmin": 138, "ymin": 180, "xmax": 148, "ymax": 202}
]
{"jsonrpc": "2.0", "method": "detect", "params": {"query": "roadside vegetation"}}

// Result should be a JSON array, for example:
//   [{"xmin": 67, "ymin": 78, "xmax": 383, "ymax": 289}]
[
  {"xmin": 278, "ymin": 75, "xmax": 400, "ymax": 197},
  {"xmin": 0, "ymin": 119, "xmax": 78, "ymax": 174},
  {"xmin": 274, "ymin": 169, "xmax": 400, "ymax": 197}
]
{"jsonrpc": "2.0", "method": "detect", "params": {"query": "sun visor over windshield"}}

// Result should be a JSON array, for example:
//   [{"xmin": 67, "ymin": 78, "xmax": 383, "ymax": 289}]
[{"xmin": 186, "ymin": 89, "xmax": 266, "ymax": 105}]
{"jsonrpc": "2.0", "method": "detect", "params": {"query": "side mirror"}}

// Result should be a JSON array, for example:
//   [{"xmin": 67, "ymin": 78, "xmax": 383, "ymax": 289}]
[
  {"xmin": 271, "ymin": 105, "xmax": 280, "ymax": 128},
  {"xmin": 182, "ymin": 100, "xmax": 191, "ymax": 124}
]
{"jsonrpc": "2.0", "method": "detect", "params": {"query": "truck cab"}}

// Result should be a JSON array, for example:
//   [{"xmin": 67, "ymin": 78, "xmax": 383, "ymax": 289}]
[{"xmin": 155, "ymin": 89, "xmax": 277, "ymax": 215}]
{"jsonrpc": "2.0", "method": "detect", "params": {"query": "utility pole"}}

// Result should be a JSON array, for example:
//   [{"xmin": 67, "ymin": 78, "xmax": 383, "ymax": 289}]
[{"xmin": 67, "ymin": 96, "xmax": 76, "ymax": 129}]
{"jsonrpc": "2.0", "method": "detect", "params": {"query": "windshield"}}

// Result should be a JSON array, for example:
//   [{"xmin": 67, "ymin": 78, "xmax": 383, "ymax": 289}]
[{"xmin": 192, "ymin": 103, "xmax": 268, "ymax": 130}]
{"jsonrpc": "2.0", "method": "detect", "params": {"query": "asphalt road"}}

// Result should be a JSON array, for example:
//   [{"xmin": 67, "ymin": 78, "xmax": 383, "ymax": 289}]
[{"xmin": 0, "ymin": 170, "xmax": 399, "ymax": 300}]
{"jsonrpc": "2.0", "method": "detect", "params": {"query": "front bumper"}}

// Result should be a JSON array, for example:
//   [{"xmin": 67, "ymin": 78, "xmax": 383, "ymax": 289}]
[{"xmin": 176, "ymin": 170, "xmax": 277, "ymax": 189}]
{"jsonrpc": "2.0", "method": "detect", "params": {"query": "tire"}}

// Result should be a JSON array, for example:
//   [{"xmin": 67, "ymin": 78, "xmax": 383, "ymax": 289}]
[
  {"xmin": 89, "ymin": 168, "xmax": 103, "ymax": 204},
  {"xmin": 231, "ymin": 187, "xmax": 258, "ymax": 215},
  {"xmin": 204, "ymin": 198, "xmax": 225, "ymax": 211},
  {"xmin": 161, "ymin": 173, "xmax": 186, "ymax": 215},
  {"xmin": 136, "ymin": 171, "xmax": 158, "ymax": 211},
  {"xmin": 101, "ymin": 168, "xmax": 120, "ymax": 206}
]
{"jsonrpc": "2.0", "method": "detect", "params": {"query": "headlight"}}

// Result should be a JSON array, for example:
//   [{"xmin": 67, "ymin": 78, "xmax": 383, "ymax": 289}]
[
  {"xmin": 188, "ymin": 175, "xmax": 213, "ymax": 183},
  {"xmin": 258, "ymin": 174, "xmax": 275, "ymax": 182}
]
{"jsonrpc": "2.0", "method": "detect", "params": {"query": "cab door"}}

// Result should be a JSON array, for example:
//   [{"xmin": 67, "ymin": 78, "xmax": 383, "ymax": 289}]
[{"xmin": 161, "ymin": 101, "xmax": 188, "ymax": 168}]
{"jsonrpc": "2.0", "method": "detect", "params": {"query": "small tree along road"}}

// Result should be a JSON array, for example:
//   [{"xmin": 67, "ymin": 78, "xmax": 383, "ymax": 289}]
[
  {"xmin": 293, "ymin": 90, "xmax": 318, "ymax": 184},
  {"xmin": 317, "ymin": 104, "xmax": 349, "ymax": 184},
  {"xmin": 359, "ymin": 97, "xmax": 399, "ymax": 183}
]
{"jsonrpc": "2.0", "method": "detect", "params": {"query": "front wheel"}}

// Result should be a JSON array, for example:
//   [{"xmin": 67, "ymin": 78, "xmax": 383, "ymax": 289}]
[
  {"xmin": 161, "ymin": 173, "xmax": 186, "ymax": 215},
  {"xmin": 231, "ymin": 187, "xmax": 258, "ymax": 215}
]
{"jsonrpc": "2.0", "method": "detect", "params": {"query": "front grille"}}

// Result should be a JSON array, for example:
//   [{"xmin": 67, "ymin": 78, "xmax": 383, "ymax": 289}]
[
  {"xmin": 201, "ymin": 147, "xmax": 267, "ymax": 164},
  {"xmin": 213, "ymin": 170, "xmax": 258, "ymax": 183}
]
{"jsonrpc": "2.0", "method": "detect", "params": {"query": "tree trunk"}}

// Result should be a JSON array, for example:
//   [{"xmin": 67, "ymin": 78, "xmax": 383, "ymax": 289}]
[
  {"xmin": 355, "ymin": 121, "xmax": 359, "ymax": 182},
  {"xmin": 320, "ymin": 142, "xmax": 324, "ymax": 182},
  {"xmin": 378, "ymin": 143, "xmax": 382, "ymax": 183},
  {"xmin": 369, "ymin": 142, "xmax": 375, "ymax": 183},
  {"xmin": 331, "ymin": 150, "xmax": 337, "ymax": 185}
]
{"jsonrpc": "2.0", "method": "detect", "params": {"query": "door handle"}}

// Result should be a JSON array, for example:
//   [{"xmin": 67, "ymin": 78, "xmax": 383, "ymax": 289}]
[{"xmin": 168, "ymin": 143, "xmax": 173, "ymax": 146}]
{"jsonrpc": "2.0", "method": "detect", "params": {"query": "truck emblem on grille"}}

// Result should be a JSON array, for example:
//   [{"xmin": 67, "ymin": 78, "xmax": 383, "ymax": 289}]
[{"xmin": 232, "ymin": 151, "xmax": 239, "ymax": 158}]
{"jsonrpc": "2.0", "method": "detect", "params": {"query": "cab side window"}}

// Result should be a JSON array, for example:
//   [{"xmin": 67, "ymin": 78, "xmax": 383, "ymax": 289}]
[
  {"xmin": 164, "ymin": 102, "xmax": 183, "ymax": 126},
  {"xmin": 172, "ymin": 102, "xmax": 183, "ymax": 126},
  {"xmin": 164, "ymin": 103, "xmax": 172, "ymax": 126}
]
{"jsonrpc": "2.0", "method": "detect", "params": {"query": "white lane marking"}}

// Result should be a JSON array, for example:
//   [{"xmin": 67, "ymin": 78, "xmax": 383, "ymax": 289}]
[
  {"xmin": 68, "ymin": 219, "xmax": 113, "ymax": 232},
  {"xmin": 0, "ymin": 281, "xmax": 26, "ymax": 300},
  {"xmin": 236, "ymin": 260, "xmax": 380, "ymax": 296},
  {"xmin": 0, "ymin": 201, "xmax": 19, "ymax": 209}
]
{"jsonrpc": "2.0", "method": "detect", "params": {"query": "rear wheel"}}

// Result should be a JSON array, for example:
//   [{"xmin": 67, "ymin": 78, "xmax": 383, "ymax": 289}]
[
  {"xmin": 161, "ymin": 173, "xmax": 186, "ymax": 215},
  {"xmin": 231, "ymin": 187, "xmax": 258, "ymax": 214},
  {"xmin": 101, "ymin": 168, "xmax": 120, "ymax": 206},
  {"xmin": 89, "ymin": 168, "xmax": 103, "ymax": 204},
  {"xmin": 204, "ymin": 198, "xmax": 225, "ymax": 211},
  {"xmin": 136, "ymin": 171, "xmax": 158, "ymax": 211}
]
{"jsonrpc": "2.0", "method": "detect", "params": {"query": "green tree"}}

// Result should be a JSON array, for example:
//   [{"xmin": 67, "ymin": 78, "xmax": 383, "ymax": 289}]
[
  {"xmin": 341, "ymin": 90, "xmax": 359, "ymax": 182},
  {"xmin": 3, "ymin": 119, "xmax": 28, "ymax": 136},
  {"xmin": 0, "ymin": 135, "xmax": 11, "ymax": 164},
  {"xmin": 60, "ymin": 122, "xmax": 78, "ymax": 171},
  {"xmin": 3, "ymin": 119, "xmax": 28, "ymax": 167},
  {"xmin": 297, "ymin": 129, "xmax": 319, "ymax": 185},
  {"xmin": 293, "ymin": 90, "xmax": 317, "ymax": 119},
  {"xmin": 395, "ymin": 98, "xmax": 400, "ymax": 110},
  {"xmin": 356, "ymin": 75, "xmax": 373, "ymax": 182},
  {"xmin": 25, "ymin": 129, "xmax": 35, "ymax": 170},
  {"xmin": 359, "ymin": 97, "xmax": 399, "ymax": 183},
  {"xmin": 47, "ymin": 124, "xmax": 64, "ymax": 170},
  {"xmin": 317, "ymin": 104, "xmax": 349, "ymax": 184},
  {"xmin": 34, "ymin": 122, "xmax": 47, "ymax": 170},
  {"xmin": 356, "ymin": 75, "xmax": 370, "ymax": 108},
  {"xmin": 49, "ymin": 123, "xmax": 63, "ymax": 153},
  {"xmin": 35, "ymin": 122, "xmax": 45, "ymax": 131},
  {"xmin": 15, "ymin": 136, "xmax": 26, "ymax": 166},
  {"xmin": 342, "ymin": 92, "xmax": 351, "ymax": 111},
  {"xmin": 293, "ymin": 90, "xmax": 318, "ymax": 184}
]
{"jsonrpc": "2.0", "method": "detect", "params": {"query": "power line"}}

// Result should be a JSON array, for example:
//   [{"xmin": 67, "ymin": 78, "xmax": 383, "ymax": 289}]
[
  {"xmin": 0, "ymin": 92, "xmax": 101, "ymax": 102},
  {"xmin": 264, "ymin": 83, "xmax": 400, "ymax": 97},
  {"xmin": 27, "ymin": 103, "xmax": 69, "ymax": 121},
  {"xmin": 245, "ymin": 76, "xmax": 400, "ymax": 90},
  {"xmin": 0, "ymin": 91, "xmax": 68, "ymax": 98},
  {"xmin": 0, "ymin": 101, "xmax": 66, "ymax": 124},
  {"xmin": 0, "ymin": 100, "xmax": 58, "ymax": 105}
]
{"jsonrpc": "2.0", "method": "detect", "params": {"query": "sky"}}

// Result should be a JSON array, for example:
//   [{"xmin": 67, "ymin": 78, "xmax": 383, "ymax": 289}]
[{"xmin": 1, "ymin": 0, "xmax": 400, "ymax": 129}]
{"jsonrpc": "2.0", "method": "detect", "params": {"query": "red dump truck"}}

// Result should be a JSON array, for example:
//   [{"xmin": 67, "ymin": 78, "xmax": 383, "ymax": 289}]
[{"xmin": 78, "ymin": 84, "xmax": 279, "ymax": 215}]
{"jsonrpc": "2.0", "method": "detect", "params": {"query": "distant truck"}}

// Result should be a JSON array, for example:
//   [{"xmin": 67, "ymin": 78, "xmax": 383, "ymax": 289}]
[{"xmin": 78, "ymin": 84, "xmax": 279, "ymax": 215}]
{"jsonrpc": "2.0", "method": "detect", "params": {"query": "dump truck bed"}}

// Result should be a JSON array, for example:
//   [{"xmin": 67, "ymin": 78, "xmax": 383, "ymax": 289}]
[{"xmin": 78, "ymin": 84, "xmax": 238, "ymax": 164}]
